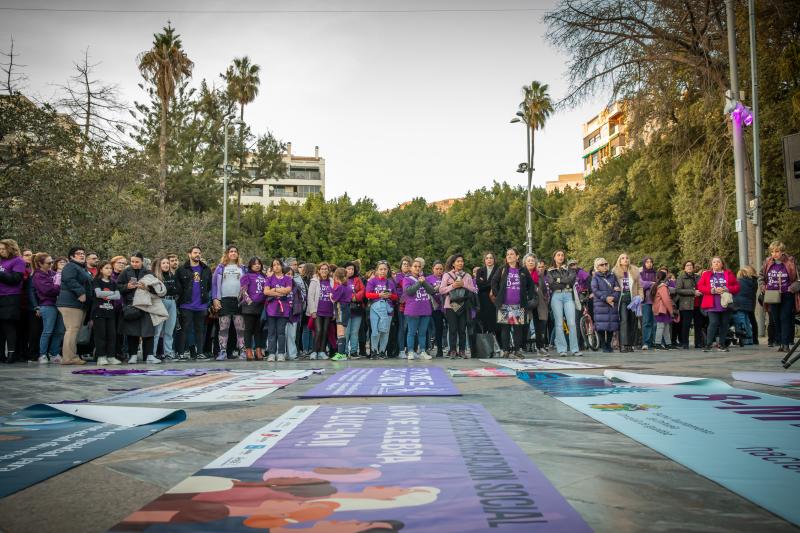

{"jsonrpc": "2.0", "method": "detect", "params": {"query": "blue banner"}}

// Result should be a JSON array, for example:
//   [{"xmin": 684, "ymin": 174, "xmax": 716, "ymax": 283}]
[
  {"xmin": 0, "ymin": 404, "xmax": 185, "ymax": 498},
  {"xmin": 519, "ymin": 371, "xmax": 800, "ymax": 526}
]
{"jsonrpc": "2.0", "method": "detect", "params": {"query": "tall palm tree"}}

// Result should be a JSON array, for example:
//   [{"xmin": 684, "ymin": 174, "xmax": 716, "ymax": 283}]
[
  {"xmin": 221, "ymin": 56, "xmax": 261, "ymax": 229},
  {"xmin": 137, "ymin": 23, "xmax": 194, "ymax": 208},
  {"xmin": 518, "ymin": 81, "xmax": 553, "ymax": 253}
]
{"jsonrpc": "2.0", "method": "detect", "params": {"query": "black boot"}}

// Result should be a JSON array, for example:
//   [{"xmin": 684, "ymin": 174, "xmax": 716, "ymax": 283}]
[{"xmin": 4, "ymin": 351, "xmax": 14, "ymax": 364}]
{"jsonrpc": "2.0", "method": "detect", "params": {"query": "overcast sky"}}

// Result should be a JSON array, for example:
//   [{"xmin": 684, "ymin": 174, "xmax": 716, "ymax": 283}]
[{"xmin": 1, "ymin": 0, "xmax": 608, "ymax": 209}]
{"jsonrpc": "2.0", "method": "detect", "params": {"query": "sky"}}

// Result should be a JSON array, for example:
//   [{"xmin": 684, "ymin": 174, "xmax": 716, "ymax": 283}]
[{"xmin": 0, "ymin": 0, "xmax": 608, "ymax": 209}]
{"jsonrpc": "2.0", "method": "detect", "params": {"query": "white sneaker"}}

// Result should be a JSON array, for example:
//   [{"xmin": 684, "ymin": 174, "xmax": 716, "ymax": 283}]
[
  {"xmin": 642, "ymin": 345, "xmax": 649, "ymax": 351},
  {"xmin": 267, "ymin": 354, "xmax": 276, "ymax": 362},
  {"xmin": 398, "ymin": 351, "xmax": 408, "ymax": 359},
  {"xmin": 407, "ymin": 352, "xmax": 416, "ymax": 360},
  {"xmin": 317, "ymin": 352, "xmax": 329, "ymax": 360},
  {"xmin": 277, "ymin": 354, "xmax": 286, "ymax": 362},
  {"xmin": 419, "ymin": 351, "xmax": 432, "ymax": 360},
  {"xmin": 128, "ymin": 354, "xmax": 138, "ymax": 364},
  {"xmin": 145, "ymin": 355, "xmax": 162, "ymax": 364},
  {"xmin": 108, "ymin": 357, "xmax": 122, "ymax": 365},
  {"xmin": 309, "ymin": 352, "xmax": 317, "ymax": 360},
  {"xmin": 97, "ymin": 356, "xmax": 110, "ymax": 365},
  {"xmin": 51, "ymin": 355, "xmax": 62, "ymax": 364},
  {"xmin": 572, "ymin": 351, "xmax": 583, "ymax": 357},
  {"xmin": 38, "ymin": 355, "xmax": 50, "ymax": 364}
]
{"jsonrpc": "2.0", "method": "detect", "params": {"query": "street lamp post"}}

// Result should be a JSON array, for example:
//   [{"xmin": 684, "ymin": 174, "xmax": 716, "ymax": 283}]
[
  {"xmin": 222, "ymin": 119, "xmax": 245, "ymax": 250},
  {"xmin": 511, "ymin": 114, "xmax": 533, "ymax": 255}
]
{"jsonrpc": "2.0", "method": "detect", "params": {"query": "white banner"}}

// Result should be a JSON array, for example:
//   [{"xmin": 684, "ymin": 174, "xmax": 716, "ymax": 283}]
[
  {"xmin": 45, "ymin": 404, "xmax": 184, "ymax": 427},
  {"xmin": 100, "ymin": 370, "xmax": 315, "ymax": 404},
  {"xmin": 732, "ymin": 372, "xmax": 800, "ymax": 388},
  {"xmin": 482, "ymin": 358, "xmax": 612, "ymax": 371}
]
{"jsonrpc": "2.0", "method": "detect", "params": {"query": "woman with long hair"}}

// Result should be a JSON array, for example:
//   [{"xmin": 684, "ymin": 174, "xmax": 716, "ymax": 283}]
[
  {"xmin": 211, "ymin": 245, "xmax": 247, "ymax": 360},
  {"xmin": 492, "ymin": 248, "xmax": 536, "ymax": 358},
  {"xmin": 299, "ymin": 262, "xmax": 316, "ymax": 355},
  {"xmin": 475, "ymin": 252, "xmax": 499, "ymax": 339},
  {"xmin": 240, "ymin": 257, "xmax": 267, "ymax": 361},
  {"xmin": 31, "ymin": 252, "xmax": 65, "ymax": 364},
  {"xmin": 427, "ymin": 260, "xmax": 446, "ymax": 357},
  {"xmin": 402, "ymin": 259, "xmax": 437, "ymax": 360},
  {"xmin": 758, "ymin": 241, "xmax": 799, "ymax": 352},
  {"xmin": 366, "ymin": 261, "xmax": 397, "ymax": 359},
  {"xmin": 153, "ymin": 257, "xmax": 180, "ymax": 360},
  {"xmin": 306, "ymin": 262, "xmax": 334, "ymax": 360},
  {"xmin": 264, "ymin": 257, "xmax": 293, "ymax": 362},
  {"xmin": 439, "ymin": 254, "xmax": 477, "ymax": 358},
  {"xmin": 611, "ymin": 253, "xmax": 642, "ymax": 352},
  {"xmin": 0, "ymin": 239, "xmax": 26, "ymax": 363},
  {"xmin": 697, "ymin": 256, "xmax": 740, "ymax": 352},
  {"xmin": 546, "ymin": 250, "xmax": 580, "ymax": 356}
]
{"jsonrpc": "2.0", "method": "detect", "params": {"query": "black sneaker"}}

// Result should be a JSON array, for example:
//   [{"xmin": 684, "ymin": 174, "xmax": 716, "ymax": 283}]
[{"xmin": 195, "ymin": 353, "xmax": 211, "ymax": 360}]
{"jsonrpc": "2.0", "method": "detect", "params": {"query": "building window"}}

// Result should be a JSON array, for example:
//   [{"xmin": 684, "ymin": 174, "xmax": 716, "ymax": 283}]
[
  {"xmin": 583, "ymin": 129, "xmax": 602, "ymax": 149},
  {"xmin": 289, "ymin": 168, "xmax": 321, "ymax": 180},
  {"xmin": 269, "ymin": 184, "xmax": 321, "ymax": 198},
  {"xmin": 243, "ymin": 186, "xmax": 263, "ymax": 197}
]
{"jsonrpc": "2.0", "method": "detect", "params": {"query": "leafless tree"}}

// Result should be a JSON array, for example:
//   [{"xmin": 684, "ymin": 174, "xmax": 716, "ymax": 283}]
[
  {"xmin": 58, "ymin": 48, "xmax": 131, "ymax": 150},
  {"xmin": 0, "ymin": 36, "xmax": 28, "ymax": 95}
]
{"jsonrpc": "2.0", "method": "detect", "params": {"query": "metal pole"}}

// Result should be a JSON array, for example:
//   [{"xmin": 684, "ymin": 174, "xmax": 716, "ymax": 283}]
[
  {"xmin": 223, "ymin": 123, "xmax": 229, "ymax": 250},
  {"xmin": 525, "ymin": 124, "xmax": 533, "ymax": 255},
  {"xmin": 726, "ymin": 0, "xmax": 749, "ymax": 269},
  {"xmin": 748, "ymin": 0, "xmax": 765, "ymax": 336}
]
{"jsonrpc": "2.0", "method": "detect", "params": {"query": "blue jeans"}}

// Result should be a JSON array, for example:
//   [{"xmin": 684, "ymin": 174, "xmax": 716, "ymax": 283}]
[
  {"xmin": 642, "ymin": 303, "xmax": 655, "ymax": 347},
  {"xmin": 345, "ymin": 314, "xmax": 362, "ymax": 355},
  {"xmin": 550, "ymin": 291, "xmax": 579, "ymax": 353},
  {"xmin": 266, "ymin": 316, "xmax": 288, "ymax": 355},
  {"xmin": 406, "ymin": 315, "xmax": 431, "ymax": 354},
  {"xmin": 154, "ymin": 299, "xmax": 178, "ymax": 355},
  {"xmin": 286, "ymin": 320, "xmax": 298, "ymax": 358},
  {"xmin": 301, "ymin": 320, "xmax": 314, "ymax": 353},
  {"xmin": 370, "ymin": 300, "xmax": 392, "ymax": 354},
  {"xmin": 39, "ymin": 305, "xmax": 64, "ymax": 356},
  {"xmin": 732, "ymin": 311, "xmax": 753, "ymax": 345},
  {"xmin": 396, "ymin": 312, "xmax": 407, "ymax": 352}
]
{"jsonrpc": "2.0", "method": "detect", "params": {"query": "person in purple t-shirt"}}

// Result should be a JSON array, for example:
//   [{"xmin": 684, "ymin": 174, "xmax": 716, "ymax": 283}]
[
  {"xmin": 0, "ymin": 239, "xmax": 28, "ymax": 363},
  {"xmin": 758, "ymin": 240, "xmax": 799, "ymax": 352},
  {"xmin": 306, "ymin": 263, "xmax": 334, "ymax": 360},
  {"xmin": 330, "ymin": 267, "xmax": 353, "ymax": 360},
  {"xmin": 427, "ymin": 261, "xmax": 446, "ymax": 357},
  {"xmin": 240, "ymin": 257, "xmax": 267, "ymax": 361},
  {"xmin": 176, "ymin": 246, "xmax": 212, "ymax": 360},
  {"xmin": 32, "ymin": 252, "xmax": 65, "ymax": 364},
  {"xmin": 264, "ymin": 258, "xmax": 293, "ymax": 362},
  {"xmin": 492, "ymin": 248, "xmax": 536, "ymax": 358},
  {"xmin": 402, "ymin": 259, "xmax": 436, "ymax": 360}
]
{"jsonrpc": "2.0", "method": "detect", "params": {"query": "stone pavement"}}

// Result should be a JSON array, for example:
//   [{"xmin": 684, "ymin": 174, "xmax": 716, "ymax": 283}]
[{"xmin": 0, "ymin": 345, "xmax": 798, "ymax": 533}]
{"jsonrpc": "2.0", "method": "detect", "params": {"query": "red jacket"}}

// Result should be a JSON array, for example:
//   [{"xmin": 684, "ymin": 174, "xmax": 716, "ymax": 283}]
[{"xmin": 697, "ymin": 269, "xmax": 740, "ymax": 310}]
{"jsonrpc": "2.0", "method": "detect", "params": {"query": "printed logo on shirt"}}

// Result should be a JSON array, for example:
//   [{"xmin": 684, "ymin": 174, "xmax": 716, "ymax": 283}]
[
  {"xmin": 506, "ymin": 270, "xmax": 520, "ymax": 291},
  {"xmin": 767, "ymin": 268, "xmax": 788, "ymax": 290},
  {"xmin": 193, "ymin": 271, "xmax": 200, "ymax": 283}
]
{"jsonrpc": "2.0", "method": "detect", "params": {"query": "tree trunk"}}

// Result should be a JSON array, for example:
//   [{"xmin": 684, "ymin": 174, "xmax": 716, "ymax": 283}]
[
  {"xmin": 236, "ymin": 104, "xmax": 245, "ymax": 233},
  {"xmin": 159, "ymin": 98, "xmax": 168, "ymax": 208}
]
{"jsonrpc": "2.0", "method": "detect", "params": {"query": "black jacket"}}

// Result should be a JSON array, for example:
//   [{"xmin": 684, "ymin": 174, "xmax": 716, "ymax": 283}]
[
  {"xmin": 545, "ymin": 266, "xmax": 576, "ymax": 292},
  {"xmin": 475, "ymin": 265, "xmax": 500, "ymax": 295},
  {"xmin": 491, "ymin": 264, "xmax": 538, "ymax": 309},
  {"xmin": 116, "ymin": 267, "xmax": 156, "ymax": 306},
  {"xmin": 161, "ymin": 271, "xmax": 181, "ymax": 298},
  {"xmin": 175, "ymin": 260, "xmax": 212, "ymax": 307}
]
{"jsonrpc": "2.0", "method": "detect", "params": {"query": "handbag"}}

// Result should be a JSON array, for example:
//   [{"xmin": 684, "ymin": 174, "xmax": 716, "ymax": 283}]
[
  {"xmin": 123, "ymin": 305, "xmax": 143, "ymax": 321},
  {"xmin": 76, "ymin": 323, "xmax": 92, "ymax": 345},
  {"xmin": 720, "ymin": 291, "xmax": 734, "ymax": 308},
  {"xmin": 763, "ymin": 289, "xmax": 781, "ymax": 304}
]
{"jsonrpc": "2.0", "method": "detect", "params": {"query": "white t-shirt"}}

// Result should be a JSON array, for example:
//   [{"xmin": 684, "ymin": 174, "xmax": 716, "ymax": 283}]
[{"xmin": 221, "ymin": 264, "xmax": 242, "ymax": 298}]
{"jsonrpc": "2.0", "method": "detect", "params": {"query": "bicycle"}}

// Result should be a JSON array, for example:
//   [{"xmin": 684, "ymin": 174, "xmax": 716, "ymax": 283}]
[{"xmin": 578, "ymin": 295, "xmax": 600, "ymax": 351}]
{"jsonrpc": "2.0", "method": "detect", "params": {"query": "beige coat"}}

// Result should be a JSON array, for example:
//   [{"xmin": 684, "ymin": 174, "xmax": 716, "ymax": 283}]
[{"xmin": 132, "ymin": 274, "xmax": 168, "ymax": 327}]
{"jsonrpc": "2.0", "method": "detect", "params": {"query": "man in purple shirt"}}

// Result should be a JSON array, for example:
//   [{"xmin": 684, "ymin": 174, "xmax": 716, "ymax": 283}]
[{"xmin": 176, "ymin": 246, "xmax": 212, "ymax": 360}]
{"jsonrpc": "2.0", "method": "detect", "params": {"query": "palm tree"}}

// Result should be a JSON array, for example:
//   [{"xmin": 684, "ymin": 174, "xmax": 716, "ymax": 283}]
[
  {"xmin": 137, "ymin": 23, "xmax": 194, "ymax": 208},
  {"xmin": 517, "ymin": 81, "xmax": 553, "ymax": 254},
  {"xmin": 221, "ymin": 56, "xmax": 261, "ymax": 229}
]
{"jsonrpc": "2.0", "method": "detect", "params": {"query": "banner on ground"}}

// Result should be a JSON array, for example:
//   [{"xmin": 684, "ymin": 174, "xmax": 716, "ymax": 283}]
[
  {"xmin": 102, "ymin": 370, "xmax": 315, "ymax": 403},
  {"xmin": 299, "ymin": 367, "xmax": 461, "ymax": 397},
  {"xmin": 519, "ymin": 371, "xmax": 800, "ymax": 526},
  {"xmin": 74, "ymin": 368, "xmax": 230, "ymax": 377},
  {"xmin": 110, "ymin": 403, "xmax": 591, "ymax": 532},
  {"xmin": 732, "ymin": 372, "xmax": 800, "ymax": 388},
  {"xmin": 0, "ymin": 404, "xmax": 185, "ymax": 498},
  {"xmin": 484, "ymin": 358, "xmax": 612, "ymax": 371},
  {"xmin": 448, "ymin": 367, "xmax": 517, "ymax": 377}
]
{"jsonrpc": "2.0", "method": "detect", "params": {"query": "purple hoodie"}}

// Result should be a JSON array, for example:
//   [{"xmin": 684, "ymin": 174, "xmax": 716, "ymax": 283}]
[
  {"xmin": 640, "ymin": 257, "xmax": 656, "ymax": 304},
  {"xmin": 240, "ymin": 272, "xmax": 267, "ymax": 305},
  {"xmin": 32, "ymin": 269, "xmax": 60, "ymax": 306}
]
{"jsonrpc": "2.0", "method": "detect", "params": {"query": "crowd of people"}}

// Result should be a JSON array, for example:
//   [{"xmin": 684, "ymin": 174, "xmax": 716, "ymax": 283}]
[{"xmin": 0, "ymin": 238, "xmax": 797, "ymax": 366}]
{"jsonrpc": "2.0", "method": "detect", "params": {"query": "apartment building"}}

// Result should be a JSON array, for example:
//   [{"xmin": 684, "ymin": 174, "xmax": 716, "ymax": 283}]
[
  {"xmin": 240, "ymin": 142, "xmax": 325, "ymax": 206},
  {"xmin": 582, "ymin": 101, "xmax": 628, "ymax": 175}
]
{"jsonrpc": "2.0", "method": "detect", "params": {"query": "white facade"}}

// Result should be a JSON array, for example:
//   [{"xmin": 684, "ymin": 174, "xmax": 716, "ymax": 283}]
[{"xmin": 240, "ymin": 143, "xmax": 325, "ymax": 206}]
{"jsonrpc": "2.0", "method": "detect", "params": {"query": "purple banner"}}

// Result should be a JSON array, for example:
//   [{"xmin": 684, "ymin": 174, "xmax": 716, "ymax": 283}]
[
  {"xmin": 111, "ymin": 404, "xmax": 590, "ymax": 532},
  {"xmin": 300, "ymin": 367, "xmax": 461, "ymax": 397}
]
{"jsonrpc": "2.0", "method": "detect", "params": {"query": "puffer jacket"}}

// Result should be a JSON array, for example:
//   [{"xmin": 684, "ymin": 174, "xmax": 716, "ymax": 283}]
[{"xmin": 675, "ymin": 271, "xmax": 700, "ymax": 311}]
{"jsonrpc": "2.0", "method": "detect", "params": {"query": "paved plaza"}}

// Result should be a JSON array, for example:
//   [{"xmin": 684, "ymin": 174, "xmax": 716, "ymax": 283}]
[{"xmin": 0, "ymin": 346, "xmax": 798, "ymax": 533}]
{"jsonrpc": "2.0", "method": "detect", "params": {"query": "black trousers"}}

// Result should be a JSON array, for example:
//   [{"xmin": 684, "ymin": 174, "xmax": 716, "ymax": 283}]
[
  {"xmin": 181, "ymin": 309, "xmax": 207, "ymax": 356},
  {"xmin": 619, "ymin": 294, "xmax": 637, "ymax": 347},
  {"xmin": 127, "ymin": 335, "xmax": 154, "ymax": 358},
  {"xmin": 707, "ymin": 310, "xmax": 731, "ymax": 347},
  {"xmin": 747, "ymin": 311, "xmax": 758, "ymax": 343},
  {"xmin": 93, "ymin": 316, "xmax": 117, "ymax": 357},
  {"xmin": 431, "ymin": 310, "xmax": 445, "ymax": 355},
  {"xmin": 679, "ymin": 309, "xmax": 704, "ymax": 347},
  {"xmin": 314, "ymin": 315, "xmax": 331, "ymax": 353},
  {"xmin": 534, "ymin": 318, "xmax": 548, "ymax": 350},
  {"xmin": 446, "ymin": 309, "xmax": 468, "ymax": 353},
  {"xmin": 242, "ymin": 313, "xmax": 263, "ymax": 349},
  {"xmin": 0, "ymin": 319, "xmax": 17, "ymax": 357},
  {"xmin": 598, "ymin": 330, "xmax": 614, "ymax": 349},
  {"xmin": 500, "ymin": 323, "xmax": 525, "ymax": 351}
]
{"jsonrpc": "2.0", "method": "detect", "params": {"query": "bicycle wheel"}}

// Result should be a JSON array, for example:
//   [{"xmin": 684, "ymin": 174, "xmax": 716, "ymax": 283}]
[{"xmin": 580, "ymin": 315, "xmax": 600, "ymax": 351}]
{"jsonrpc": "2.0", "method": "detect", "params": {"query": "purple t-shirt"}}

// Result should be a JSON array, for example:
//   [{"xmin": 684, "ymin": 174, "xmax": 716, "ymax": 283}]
[
  {"xmin": 366, "ymin": 277, "xmax": 396, "ymax": 299},
  {"xmin": 402, "ymin": 276, "xmax": 432, "ymax": 317},
  {"xmin": 181, "ymin": 265, "xmax": 206, "ymax": 311},
  {"xmin": 767, "ymin": 263, "xmax": 789, "ymax": 293},
  {"xmin": 505, "ymin": 267, "xmax": 521, "ymax": 306},
  {"xmin": 709, "ymin": 271, "xmax": 726, "ymax": 313},
  {"xmin": 0, "ymin": 256, "xmax": 27, "ymax": 297},
  {"xmin": 316, "ymin": 278, "xmax": 334, "ymax": 317},
  {"xmin": 266, "ymin": 274, "xmax": 292, "ymax": 317},
  {"xmin": 240, "ymin": 272, "xmax": 267, "ymax": 305},
  {"xmin": 333, "ymin": 283, "xmax": 352, "ymax": 304}
]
